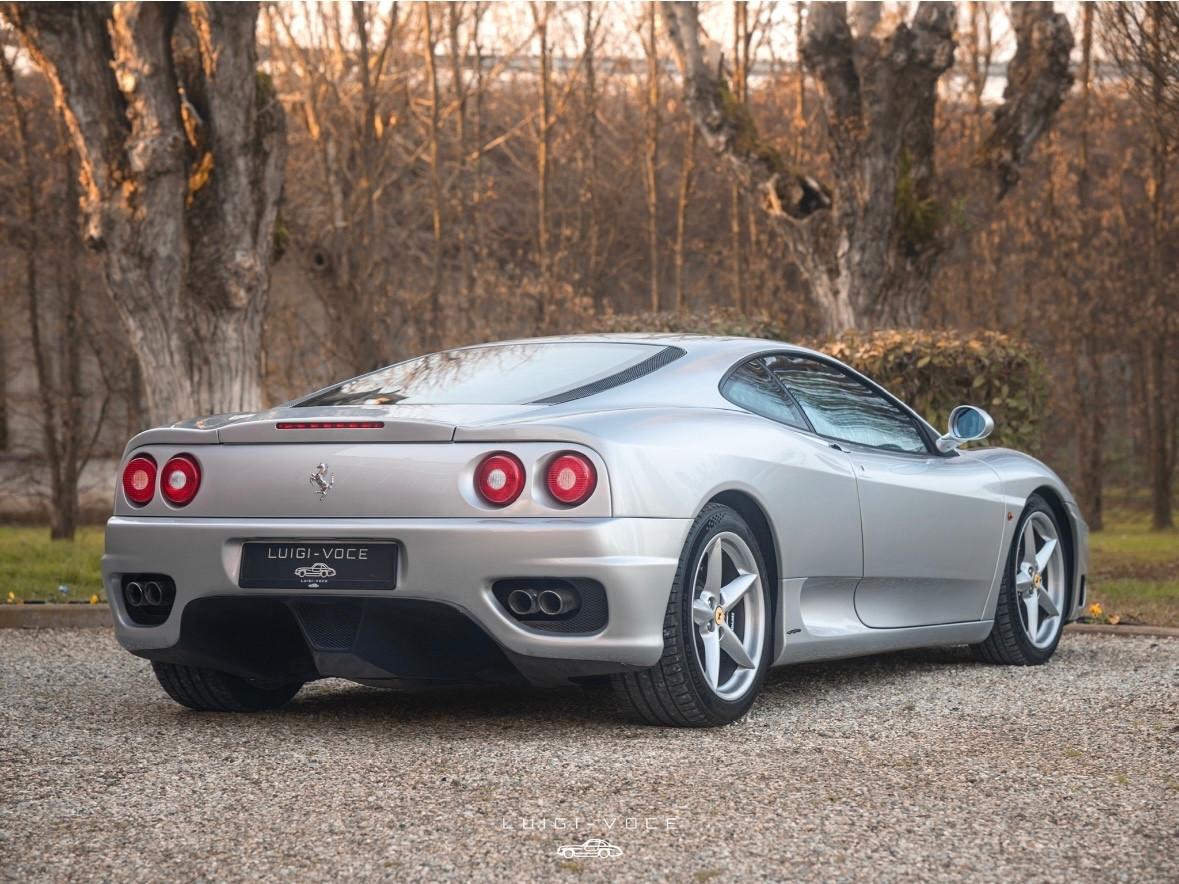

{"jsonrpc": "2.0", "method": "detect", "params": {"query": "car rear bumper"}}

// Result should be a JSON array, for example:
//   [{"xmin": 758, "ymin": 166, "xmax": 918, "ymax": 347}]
[{"xmin": 102, "ymin": 516, "xmax": 689, "ymax": 679}]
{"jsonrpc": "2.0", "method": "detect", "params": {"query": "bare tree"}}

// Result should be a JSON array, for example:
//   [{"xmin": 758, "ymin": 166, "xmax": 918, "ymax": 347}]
[
  {"xmin": 642, "ymin": 1, "xmax": 661, "ymax": 312},
  {"xmin": 661, "ymin": 1, "xmax": 1074, "ymax": 332},
  {"xmin": 579, "ymin": 0, "xmax": 603, "ymax": 311},
  {"xmin": 447, "ymin": 2, "xmax": 476, "ymax": 319},
  {"xmin": 1100, "ymin": 2, "xmax": 1179, "ymax": 528},
  {"xmin": 1, "ymin": 3, "xmax": 286, "ymax": 425},
  {"xmin": 1, "ymin": 51, "xmax": 108, "ymax": 538},
  {"xmin": 673, "ymin": 118, "xmax": 698, "ymax": 312},
  {"xmin": 728, "ymin": 0, "xmax": 750, "ymax": 313},
  {"xmin": 1070, "ymin": 2, "xmax": 1106, "ymax": 531},
  {"xmin": 531, "ymin": 2, "xmax": 553, "ymax": 325},
  {"xmin": 268, "ymin": 1, "xmax": 407, "ymax": 375},
  {"xmin": 422, "ymin": 2, "xmax": 445, "ymax": 345}
]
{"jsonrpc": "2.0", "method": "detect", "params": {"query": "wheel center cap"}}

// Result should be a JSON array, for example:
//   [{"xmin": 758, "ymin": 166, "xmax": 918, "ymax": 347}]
[
  {"xmin": 1032, "ymin": 571, "xmax": 1042, "ymax": 589},
  {"xmin": 714, "ymin": 606, "xmax": 726, "ymax": 626}
]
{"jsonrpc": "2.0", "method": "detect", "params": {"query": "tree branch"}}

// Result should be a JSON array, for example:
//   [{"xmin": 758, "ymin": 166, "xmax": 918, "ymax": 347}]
[
  {"xmin": 979, "ymin": 1, "xmax": 1074, "ymax": 198},
  {"xmin": 661, "ymin": 1, "xmax": 830, "ymax": 220},
  {"xmin": 0, "ymin": 2, "xmax": 129, "ymax": 246},
  {"xmin": 802, "ymin": 2, "xmax": 860, "ymax": 127}
]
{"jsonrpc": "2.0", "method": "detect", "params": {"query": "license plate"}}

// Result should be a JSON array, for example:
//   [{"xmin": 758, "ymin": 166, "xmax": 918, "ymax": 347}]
[{"xmin": 238, "ymin": 542, "xmax": 397, "ymax": 590}]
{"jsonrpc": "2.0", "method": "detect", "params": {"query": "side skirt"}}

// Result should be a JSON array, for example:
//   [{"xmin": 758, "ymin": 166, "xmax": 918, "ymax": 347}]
[{"xmin": 772, "ymin": 577, "xmax": 993, "ymax": 666}]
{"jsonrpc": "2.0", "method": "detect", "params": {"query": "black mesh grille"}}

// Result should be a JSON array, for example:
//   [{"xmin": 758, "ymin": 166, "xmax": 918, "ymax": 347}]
[
  {"xmin": 530, "ymin": 346, "xmax": 686, "ymax": 405},
  {"xmin": 291, "ymin": 600, "xmax": 365, "ymax": 650}
]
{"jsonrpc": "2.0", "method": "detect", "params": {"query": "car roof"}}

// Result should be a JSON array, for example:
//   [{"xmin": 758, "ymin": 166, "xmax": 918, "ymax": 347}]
[
  {"xmin": 455, "ymin": 332, "xmax": 821, "ymax": 360},
  {"xmin": 442, "ymin": 333, "xmax": 822, "ymax": 412}
]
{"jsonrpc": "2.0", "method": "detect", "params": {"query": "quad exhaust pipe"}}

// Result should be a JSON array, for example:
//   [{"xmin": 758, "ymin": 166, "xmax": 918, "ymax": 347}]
[
  {"xmin": 143, "ymin": 581, "xmax": 164, "ymax": 606},
  {"xmin": 505, "ymin": 585, "xmax": 579, "ymax": 618},
  {"xmin": 538, "ymin": 587, "xmax": 577, "ymax": 616},
  {"xmin": 124, "ymin": 577, "xmax": 168, "ymax": 608},
  {"xmin": 507, "ymin": 589, "xmax": 539, "ymax": 616}
]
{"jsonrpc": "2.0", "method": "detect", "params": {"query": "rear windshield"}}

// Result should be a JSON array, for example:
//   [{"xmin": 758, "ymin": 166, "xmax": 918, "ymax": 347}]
[{"xmin": 297, "ymin": 342, "xmax": 678, "ymax": 407}]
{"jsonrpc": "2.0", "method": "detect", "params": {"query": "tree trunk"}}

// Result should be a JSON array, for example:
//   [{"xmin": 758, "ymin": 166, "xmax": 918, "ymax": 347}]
[
  {"xmin": 661, "ymin": 2, "xmax": 1073, "ymax": 333},
  {"xmin": 643, "ymin": 1, "xmax": 661, "ymax": 313},
  {"xmin": 51, "ymin": 134, "xmax": 85, "ymax": 541},
  {"xmin": 581, "ymin": 1, "xmax": 602, "ymax": 312},
  {"xmin": 533, "ymin": 2, "xmax": 552, "ymax": 327},
  {"xmin": 3, "ymin": 2, "xmax": 285, "ymax": 427},
  {"xmin": 729, "ymin": 2, "xmax": 749, "ymax": 313},
  {"xmin": 422, "ymin": 3, "xmax": 445, "ymax": 348},
  {"xmin": 448, "ymin": 2, "xmax": 476, "ymax": 333},
  {"xmin": 1072, "ymin": 2, "xmax": 1105, "ymax": 531},
  {"xmin": 674, "ymin": 121, "xmax": 697, "ymax": 313}
]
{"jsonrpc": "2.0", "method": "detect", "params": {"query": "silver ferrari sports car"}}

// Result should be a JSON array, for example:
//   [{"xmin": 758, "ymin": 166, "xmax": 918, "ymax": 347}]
[{"xmin": 103, "ymin": 335, "xmax": 1089, "ymax": 726}]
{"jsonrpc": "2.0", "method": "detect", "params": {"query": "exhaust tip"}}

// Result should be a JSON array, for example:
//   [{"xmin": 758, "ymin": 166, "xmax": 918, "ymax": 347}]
[
  {"xmin": 538, "ymin": 588, "xmax": 574, "ymax": 616},
  {"xmin": 143, "ymin": 581, "xmax": 164, "ymax": 606},
  {"xmin": 124, "ymin": 581, "xmax": 144, "ymax": 607},
  {"xmin": 507, "ymin": 589, "xmax": 539, "ymax": 616}
]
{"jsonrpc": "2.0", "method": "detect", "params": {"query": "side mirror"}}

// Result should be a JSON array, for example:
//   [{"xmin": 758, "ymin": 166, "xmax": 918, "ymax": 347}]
[{"xmin": 936, "ymin": 405, "xmax": 994, "ymax": 453}]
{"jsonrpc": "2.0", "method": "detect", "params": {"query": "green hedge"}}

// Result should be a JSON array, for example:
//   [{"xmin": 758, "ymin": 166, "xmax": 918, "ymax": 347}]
[{"xmin": 590, "ymin": 312, "xmax": 1047, "ymax": 453}]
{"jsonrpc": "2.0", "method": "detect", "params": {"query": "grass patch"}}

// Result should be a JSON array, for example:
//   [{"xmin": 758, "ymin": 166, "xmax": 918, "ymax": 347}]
[
  {"xmin": 0, "ymin": 525, "xmax": 105, "ymax": 603},
  {"xmin": 1086, "ymin": 505, "xmax": 1179, "ymax": 627}
]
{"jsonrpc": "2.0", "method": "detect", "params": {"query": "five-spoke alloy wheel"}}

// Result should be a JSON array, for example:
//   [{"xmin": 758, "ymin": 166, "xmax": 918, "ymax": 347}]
[
  {"xmin": 690, "ymin": 531, "xmax": 766, "ymax": 701},
  {"xmin": 974, "ymin": 493, "xmax": 1069, "ymax": 665},
  {"xmin": 612, "ymin": 503, "xmax": 771, "ymax": 726}
]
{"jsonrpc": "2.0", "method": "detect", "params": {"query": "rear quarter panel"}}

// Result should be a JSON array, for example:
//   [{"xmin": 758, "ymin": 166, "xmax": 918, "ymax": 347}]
[{"xmin": 457, "ymin": 407, "xmax": 864, "ymax": 579}]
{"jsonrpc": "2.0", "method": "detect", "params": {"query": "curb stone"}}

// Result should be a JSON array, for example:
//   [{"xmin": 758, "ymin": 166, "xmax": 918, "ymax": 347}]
[
  {"xmin": 0, "ymin": 604, "xmax": 1176, "ymax": 638},
  {"xmin": 1063, "ymin": 622, "xmax": 1179, "ymax": 639},
  {"xmin": 0, "ymin": 604, "xmax": 112, "ymax": 629}
]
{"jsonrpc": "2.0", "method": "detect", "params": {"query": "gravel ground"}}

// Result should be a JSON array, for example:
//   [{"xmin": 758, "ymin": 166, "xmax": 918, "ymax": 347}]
[{"xmin": 1, "ymin": 630, "xmax": 1175, "ymax": 883}]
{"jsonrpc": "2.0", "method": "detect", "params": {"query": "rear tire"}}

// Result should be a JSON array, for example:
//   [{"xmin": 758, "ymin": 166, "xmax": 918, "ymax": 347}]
[
  {"xmin": 972, "ymin": 494, "xmax": 1068, "ymax": 666},
  {"xmin": 611, "ymin": 503, "xmax": 772, "ymax": 727},
  {"xmin": 152, "ymin": 662, "xmax": 303, "ymax": 712}
]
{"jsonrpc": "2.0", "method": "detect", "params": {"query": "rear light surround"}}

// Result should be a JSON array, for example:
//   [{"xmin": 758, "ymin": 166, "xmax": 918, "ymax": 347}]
[
  {"xmin": 546, "ymin": 452, "xmax": 598, "ymax": 506},
  {"xmin": 474, "ymin": 452, "xmax": 526, "ymax": 507},
  {"xmin": 160, "ymin": 454, "xmax": 202, "ymax": 507},
  {"xmin": 121, "ymin": 455, "xmax": 157, "ymax": 507}
]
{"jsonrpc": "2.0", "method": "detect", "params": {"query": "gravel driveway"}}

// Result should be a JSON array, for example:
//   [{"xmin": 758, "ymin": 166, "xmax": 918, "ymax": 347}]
[{"xmin": 1, "ymin": 630, "xmax": 1175, "ymax": 883}]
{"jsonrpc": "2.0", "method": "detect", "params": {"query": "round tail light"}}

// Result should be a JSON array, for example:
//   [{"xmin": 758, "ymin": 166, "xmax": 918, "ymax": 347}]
[
  {"xmin": 474, "ymin": 452, "xmax": 525, "ymax": 506},
  {"xmin": 161, "ymin": 455, "xmax": 202, "ymax": 506},
  {"xmin": 546, "ymin": 453, "xmax": 597, "ymax": 506},
  {"xmin": 121, "ymin": 455, "xmax": 157, "ymax": 506}
]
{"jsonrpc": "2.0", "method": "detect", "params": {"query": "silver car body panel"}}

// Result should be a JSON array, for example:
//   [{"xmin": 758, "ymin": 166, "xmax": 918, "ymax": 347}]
[
  {"xmin": 105, "ymin": 515, "xmax": 688, "ymax": 667},
  {"xmin": 104, "ymin": 334, "xmax": 1089, "ymax": 682}
]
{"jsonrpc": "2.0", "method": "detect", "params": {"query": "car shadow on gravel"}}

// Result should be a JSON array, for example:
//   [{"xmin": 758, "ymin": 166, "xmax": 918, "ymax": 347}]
[
  {"xmin": 758, "ymin": 644, "xmax": 978, "ymax": 700},
  {"xmin": 157, "ymin": 644, "xmax": 983, "ymax": 731},
  {"xmin": 278, "ymin": 681, "xmax": 618, "ymax": 732}
]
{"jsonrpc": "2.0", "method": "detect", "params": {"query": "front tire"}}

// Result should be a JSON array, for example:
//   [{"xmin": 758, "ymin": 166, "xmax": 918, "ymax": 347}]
[
  {"xmin": 611, "ymin": 503, "xmax": 772, "ymax": 726},
  {"xmin": 152, "ymin": 662, "xmax": 303, "ymax": 712},
  {"xmin": 973, "ymin": 494, "xmax": 1068, "ymax": 665}
]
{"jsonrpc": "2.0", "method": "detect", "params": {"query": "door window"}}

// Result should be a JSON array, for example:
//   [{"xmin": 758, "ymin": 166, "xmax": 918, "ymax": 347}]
[{"xmin": 764, "ymin": 355, "xmax": 929, "ymax": 453}]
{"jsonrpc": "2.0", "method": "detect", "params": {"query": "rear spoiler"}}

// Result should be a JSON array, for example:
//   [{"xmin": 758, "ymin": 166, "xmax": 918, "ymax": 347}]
[{"xmin": 121, "ymin": 419, "xmax": 457, "ymax": 459}]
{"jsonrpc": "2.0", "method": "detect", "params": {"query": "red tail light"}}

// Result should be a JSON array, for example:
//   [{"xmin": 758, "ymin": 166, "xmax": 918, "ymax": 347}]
[
  {"xmin": 160, "ymin": 454, "xmax": 202, "ymax": 506},
  {"xmin": 546, "ymin": 453, "xmax": 597, "ymax": 506},
  {"xmin": 122, "ymin": 456, "xmax": 157, "ymax": 506},
  {"xmin": 474, "ymin": 453, "xmax": 525, "ymax": 506},
  {"xmin": 276, "ymin": 421, "xmax": 384, "ymax": 430}
]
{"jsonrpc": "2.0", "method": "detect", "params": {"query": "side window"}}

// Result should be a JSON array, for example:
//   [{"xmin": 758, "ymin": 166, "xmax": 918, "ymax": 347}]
[
  {"xmin": 721, "ymin": 359, "xmax": 809, "ymax": 429},
  {"xmin": 764, "ymin": 355, "xmax": 929, "ymax": 454}
]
